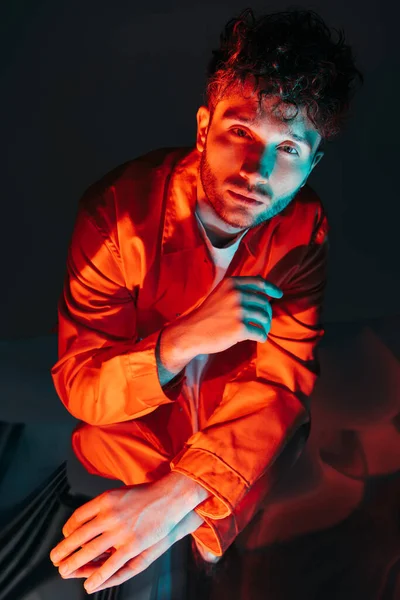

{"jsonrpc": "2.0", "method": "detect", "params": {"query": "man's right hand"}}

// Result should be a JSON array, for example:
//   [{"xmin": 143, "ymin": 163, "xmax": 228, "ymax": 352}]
[{"xmin": 175, "ymin": 276, "xmax": 283, "ymax": 358}]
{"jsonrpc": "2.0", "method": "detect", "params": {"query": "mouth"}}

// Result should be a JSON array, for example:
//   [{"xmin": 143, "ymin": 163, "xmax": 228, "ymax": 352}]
[{"xmin": 228, "ymin": 190, "xmax": 264, "ymax": 206}]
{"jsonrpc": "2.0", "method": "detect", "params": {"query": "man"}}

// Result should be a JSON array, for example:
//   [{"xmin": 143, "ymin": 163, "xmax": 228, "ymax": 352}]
[{"xmin": 49, "ymin": 7, "xmax": 363, "ymax": 594}]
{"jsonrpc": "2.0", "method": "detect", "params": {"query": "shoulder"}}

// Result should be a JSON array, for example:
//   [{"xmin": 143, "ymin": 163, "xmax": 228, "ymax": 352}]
[
  {"xmin": 291, "ymin": 183, "xmax": 329, "ymax": 245},
  {"xmin": 77, "ymin": 146, "xmax": 190, "ymax": 221}
]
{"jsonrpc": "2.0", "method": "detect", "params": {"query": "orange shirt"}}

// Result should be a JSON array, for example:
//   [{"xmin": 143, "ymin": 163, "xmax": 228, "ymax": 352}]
[{"xmin": 51, "ymin": 145, "xmax": 329, "ymax": 554}]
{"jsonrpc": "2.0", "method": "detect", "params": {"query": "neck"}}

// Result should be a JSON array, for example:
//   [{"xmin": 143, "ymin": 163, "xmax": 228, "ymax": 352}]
[{"xmin": 195, "ymin": 205, "xmax": 243, "ymax": 247}]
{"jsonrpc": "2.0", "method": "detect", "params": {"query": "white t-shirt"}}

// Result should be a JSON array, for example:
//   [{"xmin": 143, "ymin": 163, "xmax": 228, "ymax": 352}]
[{"xmin": 181, "ymin": 211, "xmax": 249, "ymax": 433}]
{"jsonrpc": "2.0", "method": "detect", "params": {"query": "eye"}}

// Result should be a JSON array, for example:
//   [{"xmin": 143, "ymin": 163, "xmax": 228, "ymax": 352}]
[
  {"xmin": 231, "ymin": 127, "xmax": 252, "ymax": 139},
  {"xmin": 230, "ymin": 129, "xmax": 300, "ymax": 156},
  {"xmin": 280, "ymin": 145, "xmax": 299, "ymax": 156}
]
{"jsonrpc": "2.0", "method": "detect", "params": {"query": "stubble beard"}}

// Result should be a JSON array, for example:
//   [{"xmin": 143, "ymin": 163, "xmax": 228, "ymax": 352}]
[{"xmin": 199, "ymin": 146, "xmax": 298, "ymax": 230}]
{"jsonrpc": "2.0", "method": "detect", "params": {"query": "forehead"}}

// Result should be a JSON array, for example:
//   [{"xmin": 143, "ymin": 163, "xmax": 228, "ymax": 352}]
[{"xmin": 214, "ymin": 82, "xmax": 319, "ymax": 143}]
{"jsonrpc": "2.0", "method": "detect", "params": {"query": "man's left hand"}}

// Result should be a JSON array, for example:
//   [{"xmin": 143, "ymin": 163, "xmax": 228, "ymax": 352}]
[{"xmin": 49, "ymin": 471, "xmax": 208, "ymax": 594}]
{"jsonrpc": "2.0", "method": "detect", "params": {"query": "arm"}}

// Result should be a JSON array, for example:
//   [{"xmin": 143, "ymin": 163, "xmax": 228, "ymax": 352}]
[
  {"xmin": 155, "ymin": 326, "xmax": 193, "ymax": 387},
  {"xmin": 170, "ymin": 211, "xmax": 329, "ymax": 555},
  {"xmin": 51, "ymin": 206, "xmax": 194, "ymax": 426}
]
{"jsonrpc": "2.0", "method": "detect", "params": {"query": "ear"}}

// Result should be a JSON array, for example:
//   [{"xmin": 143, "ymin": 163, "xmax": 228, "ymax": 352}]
[
  {"xmin": 311, "ymin": 150, "xmax": 324, "ymax": 171},
  {"xmin": 196, "ymin": 106, "xmax": 211, "ymax": 153}
]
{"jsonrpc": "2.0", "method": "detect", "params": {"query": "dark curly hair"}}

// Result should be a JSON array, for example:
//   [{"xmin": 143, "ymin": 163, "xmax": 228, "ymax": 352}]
[{"xmin": 205, "ymin": 7, "xmax": 364, "ymax": 152}]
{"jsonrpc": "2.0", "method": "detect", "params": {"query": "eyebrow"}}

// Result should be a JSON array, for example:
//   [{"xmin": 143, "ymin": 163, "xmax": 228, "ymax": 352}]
[{"xmin": 221, "ymin": 112, "xmax": 312, "ymax": 150}]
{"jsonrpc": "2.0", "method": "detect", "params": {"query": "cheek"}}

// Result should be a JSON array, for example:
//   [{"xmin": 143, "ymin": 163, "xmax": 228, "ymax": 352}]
[
  {"xmin": 272, "ymin": 161, "xmax": 306, "ymax": 186},
  {"xmin": 209, "ymin": 134, "xmax": 243, "ymax": 166}
]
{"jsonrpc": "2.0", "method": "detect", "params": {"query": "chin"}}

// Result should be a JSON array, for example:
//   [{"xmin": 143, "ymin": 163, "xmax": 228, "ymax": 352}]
[{"xmin": 222, "ymin": 213, "xmax": 257, "ymax": 229}]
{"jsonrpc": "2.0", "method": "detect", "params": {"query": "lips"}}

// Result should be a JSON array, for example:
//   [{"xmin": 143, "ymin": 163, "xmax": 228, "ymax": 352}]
[{"xmin": 228, "ymin": 190, "xmax": 264, "ymax": 205}]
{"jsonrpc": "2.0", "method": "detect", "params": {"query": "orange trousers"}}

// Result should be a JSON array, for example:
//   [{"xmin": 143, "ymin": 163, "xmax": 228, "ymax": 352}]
[{"xmin": 71, "ymin": 403, "xmax": 189, "ymax": 486}]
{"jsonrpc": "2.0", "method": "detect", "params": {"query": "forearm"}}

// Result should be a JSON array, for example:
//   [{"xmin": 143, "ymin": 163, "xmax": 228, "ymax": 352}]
[{"xmin": 53, "ymin": 325, "xmax": 192, "ymax": 426}]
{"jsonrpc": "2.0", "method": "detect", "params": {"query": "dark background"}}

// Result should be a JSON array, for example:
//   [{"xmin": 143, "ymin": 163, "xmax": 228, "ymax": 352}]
[
  {"xmin": 1, "ymin": 0, "xmax": 398, "ymax": 338},
  {"xmin": 1, "ymin": 3, "xmax": 399, "ymax": 598}
]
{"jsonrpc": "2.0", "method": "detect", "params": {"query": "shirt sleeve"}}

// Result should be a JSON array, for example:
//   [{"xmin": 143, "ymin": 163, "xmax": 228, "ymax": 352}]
[
  {"xmin": 51, "ymin": 206, "xmax": 185, "ymax": 426},
  {"xmin": 170, "ymin": 211, "xmax": 329, "ymax": 556}
]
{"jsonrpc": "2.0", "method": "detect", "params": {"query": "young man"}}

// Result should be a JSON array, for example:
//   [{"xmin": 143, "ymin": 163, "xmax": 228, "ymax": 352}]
[{"xmin": 49, "ymin": 8, "xmax": 363, "ymax": 594}]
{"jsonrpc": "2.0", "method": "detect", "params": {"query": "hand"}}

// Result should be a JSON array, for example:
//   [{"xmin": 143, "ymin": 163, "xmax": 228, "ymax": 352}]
[
  {"xmin": 176, "ymin": 275, "xmax": 283, "ymax": 356},
  {"xmin": 53, "ymin": 510, "xmax": 204, "ymax": 593},
  {"xmin": 49, "ymin": 472, "xmax": 207, "ymax": 594}
]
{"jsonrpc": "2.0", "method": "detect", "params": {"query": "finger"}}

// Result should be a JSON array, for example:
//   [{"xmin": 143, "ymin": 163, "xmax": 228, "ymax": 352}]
[
  {"xmin": 51, "ymin": 515, "xmax": 113, "ymax": 566},
  {"xmin": 261, "ymin": 280, "xmax": 283, "ymax": 298},
  {"xmin": 61, "ymin": 495, "xmax": 106, "ymax": 538},
  {"xmin": 84, "ymin": 560, "xmax": 138, "ymax": 593},
  {"xmin": 59, "ymin": 550, "xmax": 115, "ymax": 579},
  {"xmin": 234, "ymin": 277, "xmax": 283, "ymax": 299},
  {"xmin": 83, "ymin": 540, "xmax": 136, "ymax": 593},
  {"xmin": 55, "ymin": 532, "xmax": 116, "ymax": 577},
  {"xmin": 63, "ymin": 565, "xmax": 98, "ymax": 579},
  {"xmin": 259, "ymin": 294, "xmax": 273, "ymax": 320},
  {"xmin": 64, "ymin": 560, "xmax": 106, "ymax": 579},
  {"xmin": 84, "ymin": 511, "xmax": 203, "ymax": 594}
]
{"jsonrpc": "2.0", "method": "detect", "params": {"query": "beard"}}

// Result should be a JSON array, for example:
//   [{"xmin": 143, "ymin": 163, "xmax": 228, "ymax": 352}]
[{"xmin": 199, "ymin": 144, "xmax": 300, "ymax": 230}]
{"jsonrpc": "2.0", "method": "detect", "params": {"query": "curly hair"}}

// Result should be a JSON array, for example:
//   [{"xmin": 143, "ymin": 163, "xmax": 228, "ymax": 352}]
[{"xmin": 205, "ymin": 7, "xmax": 364, "ymax": 151}]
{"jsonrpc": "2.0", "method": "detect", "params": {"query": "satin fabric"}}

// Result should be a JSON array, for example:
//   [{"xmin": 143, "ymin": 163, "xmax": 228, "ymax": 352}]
[{"xmin": 51, "ymin": 145, "xmax": 329, "ymax": 555}]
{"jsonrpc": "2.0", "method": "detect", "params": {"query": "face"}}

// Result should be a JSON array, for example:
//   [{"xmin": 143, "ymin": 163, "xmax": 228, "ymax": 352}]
[{"xmin": 196, "ymin": 81, "xmax": 324, "ymax": 242}]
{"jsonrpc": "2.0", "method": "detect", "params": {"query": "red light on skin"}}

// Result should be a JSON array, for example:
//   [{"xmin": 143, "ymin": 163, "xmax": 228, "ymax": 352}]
[{"xmin": 228, "ymin": 190, "xmax": 264, "ymax": 206}]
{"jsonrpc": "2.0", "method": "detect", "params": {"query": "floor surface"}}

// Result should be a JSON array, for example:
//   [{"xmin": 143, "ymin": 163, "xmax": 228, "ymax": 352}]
[{"xmin": 0, "ymin": 315, "xmax": 399, "ymax": 599}]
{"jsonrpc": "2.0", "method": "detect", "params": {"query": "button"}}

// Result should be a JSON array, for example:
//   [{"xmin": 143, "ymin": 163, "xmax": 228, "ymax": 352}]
[{"xmin": 176, "ymin": 313, "xmax": 181, "ymax": 317}]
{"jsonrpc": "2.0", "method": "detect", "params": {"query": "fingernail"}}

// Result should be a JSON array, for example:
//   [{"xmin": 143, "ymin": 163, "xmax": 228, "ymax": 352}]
[{"xmin": 85, "ymin": 582, "xmax": 94, "ymax": 592}]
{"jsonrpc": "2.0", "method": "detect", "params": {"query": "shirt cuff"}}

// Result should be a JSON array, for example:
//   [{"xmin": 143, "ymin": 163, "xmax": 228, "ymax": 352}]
[
  {"xmin": 169, "ymin": 417, "xmax": 310, "ymax": 555},
  {"xmin": 170, "ymin": 446, "xmax": 251, "ymax": 555},
  {"xmin": 125, "ymin": 330, "xmax": 186, "ymax": 410}
]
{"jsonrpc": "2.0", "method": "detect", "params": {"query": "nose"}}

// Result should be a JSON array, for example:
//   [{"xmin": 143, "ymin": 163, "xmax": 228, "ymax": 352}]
[{"xmin": 239, "ymin": 153, "xmax": 271, "ymax": 188}]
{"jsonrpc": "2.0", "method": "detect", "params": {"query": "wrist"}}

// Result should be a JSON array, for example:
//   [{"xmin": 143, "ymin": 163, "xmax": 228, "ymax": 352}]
[
  {"xmin": 159, "ymin": 319, "xmax": 197, "ymax": 370},
  {"xmin": 162, "ymin": 471, "xmax": 210, "ymax": 513}
]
